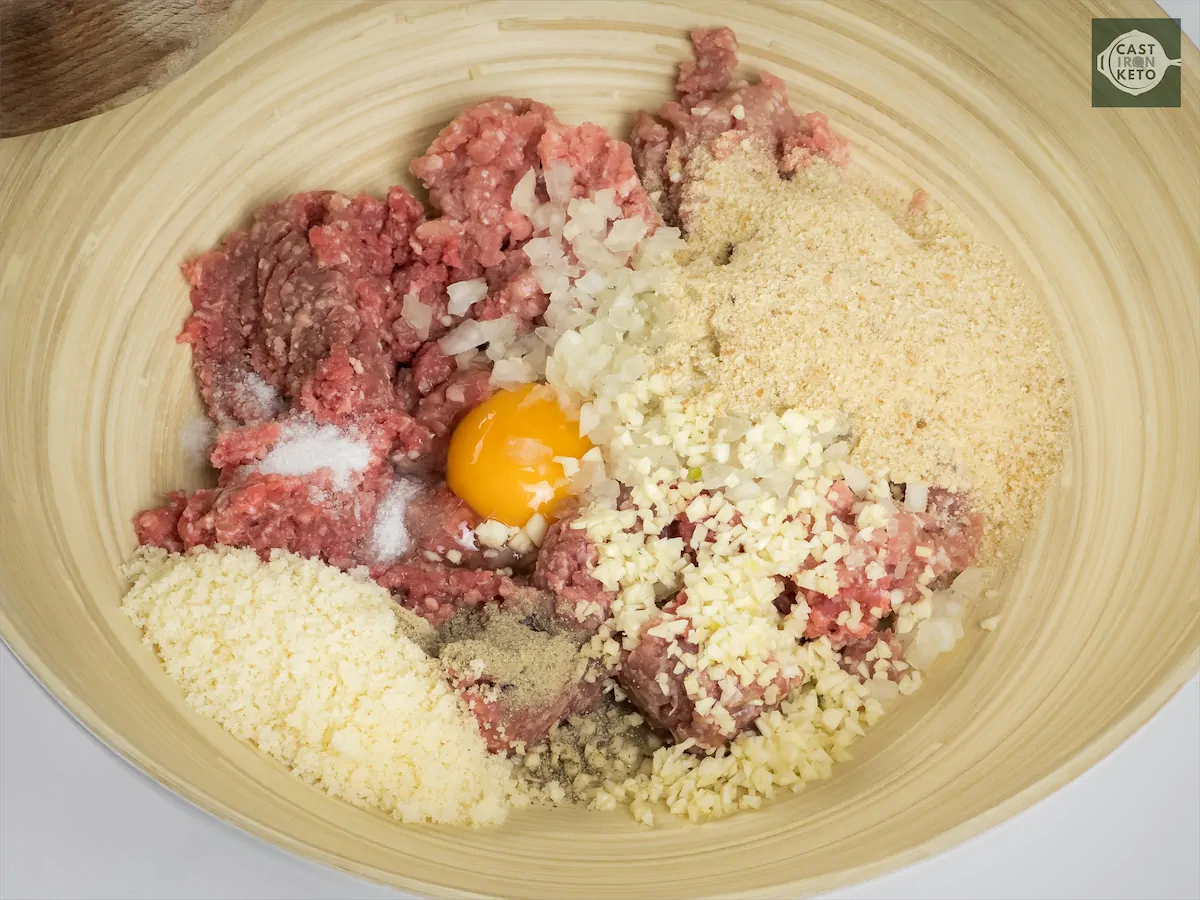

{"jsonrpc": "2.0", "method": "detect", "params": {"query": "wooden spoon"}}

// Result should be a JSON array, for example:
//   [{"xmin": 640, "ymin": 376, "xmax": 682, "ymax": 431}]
[{"xmin": 0, "ymin": 0, "xmax": 261, "ymax": 138}]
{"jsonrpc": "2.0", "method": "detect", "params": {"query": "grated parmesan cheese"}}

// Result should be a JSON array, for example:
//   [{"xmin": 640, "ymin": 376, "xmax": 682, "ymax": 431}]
[{"xmin": 121, "ymin": 546, "xmax": 523, "ymax": 826}]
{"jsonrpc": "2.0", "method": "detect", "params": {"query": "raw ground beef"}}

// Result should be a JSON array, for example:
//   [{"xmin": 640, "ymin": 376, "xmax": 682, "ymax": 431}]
[
  {"xmin": 619, "ymin": 599, "xmax": 803, "ymax": 751},
  {"xmin": 137, "ymin": 93, "xmax": 653, "ymax": 754},
  {"xmin": 532, "ymin": 510, "xmax": 616, "ymax": 638},
  {"xmin": 792, "ymin": 482, "xmax": 983, "ymax": 649},
  {"xmin": 141, "ymin": 95, "xmax": 645, "ymax": 563},
  {"xmin": 613, "ymin": 479, "xmax": 981, "ymax": 750},
  {"xmin": 632, "ymin": 26, "xmax": 850, "ymax": 225},
  {"xmin": 456, "ymin": 669, "xmax": 604, "ymax": 754},
  {"xmin": 138, "ymin": 70, "xmax": 978, "ymax": 764},
  {"xmin": 419, "ymin": 583, "xmax": 609, "ymax": 752},
  {"xmin": 180, "ymin": 189, "xmax": 423, "ymax": 429}
]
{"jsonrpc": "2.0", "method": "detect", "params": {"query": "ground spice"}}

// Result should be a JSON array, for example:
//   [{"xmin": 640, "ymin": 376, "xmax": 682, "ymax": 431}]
[
  {"xmin": 515, "ymin": 701, "xmax": 657, "ymax": 804},
  {"xmin": 438, "ymin": 613, "xmax": 580, "ymax": 710}
]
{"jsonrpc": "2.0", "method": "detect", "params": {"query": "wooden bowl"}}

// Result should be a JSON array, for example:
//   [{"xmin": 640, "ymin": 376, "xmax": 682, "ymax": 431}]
[{"xmin": 1, "ymin": 2, "xmax": 1196, "ymax": 897}]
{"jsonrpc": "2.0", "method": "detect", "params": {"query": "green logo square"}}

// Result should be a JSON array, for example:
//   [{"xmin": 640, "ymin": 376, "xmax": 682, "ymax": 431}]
[{"xmin": 1093, "ymin": 18, "xmax": 1182, "ymax": 108}]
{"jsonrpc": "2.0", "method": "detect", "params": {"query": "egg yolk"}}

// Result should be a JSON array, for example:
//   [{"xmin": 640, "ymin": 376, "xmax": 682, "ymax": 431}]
[{"xmin": 446, "ymin": 383, "xmax": 593, "ymax": 527}]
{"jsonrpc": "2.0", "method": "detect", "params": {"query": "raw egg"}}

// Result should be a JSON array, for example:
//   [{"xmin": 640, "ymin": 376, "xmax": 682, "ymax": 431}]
[{"xmin": 446, "ymin": 383, "xmax": 593, "ymax": 527}]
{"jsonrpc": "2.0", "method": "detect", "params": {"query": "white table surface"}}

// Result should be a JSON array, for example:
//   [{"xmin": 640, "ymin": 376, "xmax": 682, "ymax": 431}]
[{"xmin": 3, "ymin": 3, "xmax": 1198, "ymax": 898}]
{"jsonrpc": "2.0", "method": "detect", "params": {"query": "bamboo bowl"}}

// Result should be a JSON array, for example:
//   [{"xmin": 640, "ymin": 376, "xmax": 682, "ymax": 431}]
[{"xmin": 1, "ymin": 2, "xmax": 1197, "ymax": 897}]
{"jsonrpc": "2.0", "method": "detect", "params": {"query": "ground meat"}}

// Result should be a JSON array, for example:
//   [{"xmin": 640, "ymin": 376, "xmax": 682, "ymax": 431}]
[
  {"xmin": 180, "ymin": 189, "xmax": 424, "ymax": 428},
  {"xmin": 453, "ymin": 663, "xmax": 604, "ymax": 754},
  {"xmin": 403, "ymin": 483, "xmax": 491, "ymax": 568},
  {"xmin": 677, "ymin": 26, "xmax": 739, "ymax": 105},
  {"xmin": 632, "ymin": 26, "xmax": 849, "ymax": 225},
  {"xmin": 411, "ymin": 99, "xmax": 658, "ymax": 333},
  {"xmin": 371, "ymin": 560, "xmax": 509, "ymax": 627},
  {"xmin": 138, "ymin": 471, "xmax": 380, "ymax": 570},
  {"xmin": 412, "ymin": 363, "xmax": 494, "ymax": 448},
  {"xmin": 388, "ymin": 261, "xmax": 454, "ymax": 363},
  {"xmin": 207, "ymin": 420, "xmax": 283, "ymax": 469},
  {"xmin": 473, "ymin": 251, "xmax": 546, "ymax": 326},
  {"xmin": 411, "ymin": 342, "xmax": 457, "ymax": 395},
  {"xmin": 619, "ymin": 607, "xmax": 802, "ymax": 752},
  {"xmin": 410, "ymin": 97, "xmax": 554, "ymax": 268},
  {"xmin": 532, "ymin": 511, "xmax": 615, "ymax": 637},
  {"xmin": 538, "ymin": 120, "xmax": 658, "ymax": 226},
  {"xmin": 839, "ymin": 629, "xmax": 905, "ymax": 683},
  {"xmin": 797, "ymin": 483, "xmax": 983, "ymax": 648},
  {"xmin": 133, "ymin": 492, "xmax": 190, "ymax": 552}
]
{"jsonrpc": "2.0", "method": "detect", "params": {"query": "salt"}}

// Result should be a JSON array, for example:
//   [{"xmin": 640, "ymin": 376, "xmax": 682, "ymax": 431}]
[
  {"xmin": 372, "ymin": 478, "xmax": 425, "ymax": 562},
  {"xmin": 258, "ymin": 419, "xmax": 372, "ymax": 490},
  {"xmin": 180, "ymin": 416, "xmax": 216, "ymax": 465},
  {"xmin": 235, "ymin": 372, "xmax": 283, "ymax": 418}
]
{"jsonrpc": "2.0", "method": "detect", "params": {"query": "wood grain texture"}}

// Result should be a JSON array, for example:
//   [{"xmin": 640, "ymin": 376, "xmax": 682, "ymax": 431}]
[
  {"xmin": 0, "ymin": 2, "xmax": 1196, "ymax": 897},
  {"xmin": 0, "ymin": 0, "xmax": 261, "ymax": 138}
]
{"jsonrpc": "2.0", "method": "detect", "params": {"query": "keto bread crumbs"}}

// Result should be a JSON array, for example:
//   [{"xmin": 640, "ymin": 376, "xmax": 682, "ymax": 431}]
[
  {"xmin": 658, "ymin": 146, "xmax": 1071, "ymax": 556},
  {"xmin": 121, "ymin": 545, "xmax": 523, "ymax": 827}
]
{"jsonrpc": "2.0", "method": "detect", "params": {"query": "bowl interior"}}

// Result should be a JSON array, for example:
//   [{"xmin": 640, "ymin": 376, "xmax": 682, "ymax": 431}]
[{"xmin": 1, "ymin": 2, "xmax": 1197, "ymax": 898}]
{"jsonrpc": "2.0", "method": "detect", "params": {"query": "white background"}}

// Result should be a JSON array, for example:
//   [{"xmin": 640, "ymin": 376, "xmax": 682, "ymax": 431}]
[{"xmin": 3, "ymin": 3, "xmax": 1198, "ymax": 898}]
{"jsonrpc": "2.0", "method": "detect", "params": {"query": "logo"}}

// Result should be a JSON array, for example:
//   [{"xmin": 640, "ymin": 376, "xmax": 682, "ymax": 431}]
[{"xmin": 1093, "ymin": 18, "xmax": 1182, "ymax": 108}]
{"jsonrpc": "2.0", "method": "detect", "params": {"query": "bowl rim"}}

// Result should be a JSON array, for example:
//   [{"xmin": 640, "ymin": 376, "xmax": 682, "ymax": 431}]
[
  {"xmin": 3, "ymin": 2, "xmax": 1198, "ymax": 894},
  {"xmin": 3, "ymin": 619, "xmax": 1197, "ymax": 898}
]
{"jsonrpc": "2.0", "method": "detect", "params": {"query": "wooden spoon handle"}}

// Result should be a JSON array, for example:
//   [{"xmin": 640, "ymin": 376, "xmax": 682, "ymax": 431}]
[{"xmin": 0, "ymin": 0, "xmax": 261, "ymax": 138}]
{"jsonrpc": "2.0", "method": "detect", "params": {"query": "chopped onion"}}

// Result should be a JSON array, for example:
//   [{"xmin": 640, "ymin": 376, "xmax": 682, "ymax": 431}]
[
  {"xmin": 567, "ymin": 197, "xmax": 608, "ymax": 238},
  {"xmin": 592, "ymin": 188, "xmax": 621, "ymax": 221},
  {"xmin": 531, "ymin": 204, "xmax": 554, "ymax": 232},
  {"xmin": 511, "ymin": 168, "xmax": 537, "ymax": 216},
  {"xmin": 454, "ymin": 348, "xmax": 482, "ymax": 370},
  {"xmin": 948, "ymin": 567, "xmax": 994, "ymax": 600},
  {"xmin": 492, "ymin": 357, "xmax": 540, "ymax": 388},
  {"xmin": 544, "ymin": 162, "xmax": 575, "ymax": 205},
  {"xmin": 713, "ymin": 416, "xmax": 749, "ymax": 441},
  {"xmin": 700, "ymin": 464, "xmax": 733, "ymax": 490},
  {"xmin": 571, "ymin": 234, "xmax": 623, "ymax": 271},
  {"xmin": 759, "ymin": 467, "xmax": 796, "ymax": 500},
  {"xmin": 437, "ymin": 320, "xmax": 488, "ymax": 354},
  {"xmin": 634, "ymin": 226, "xmax": 684, "ymax": 265},
  {"xmin": 841, "ymin": 462, "xmax": 871, "ymax": 496},
  {"xmin": 604, "ymin": 217, "xmax": 649, "ymax": 252},
  {"xmin": 867, "ymin": 679, "xmax": 900, "ymax": 701},
  {"xmin": 524, "ymin": 236, "xmax": 568, "ymax": 268},
  {"xmin": 903, "ymin": 482, "xmax": 929, "ymax": 514},
  {"xmin": 577, "ymin": 402, "xmax": 601, "ymax": 436},
  {"xmin": 575, "ymin": 269, "xmax": 607, "ymax": 294},
  {"xmin": 824, "ymin": 440, "xmax": 850, "ymax": 461},
  {"xmin": 533, "ymin": 266, "xmax": 569, "ymax": 294},
  {"xmin": 400, "ymin": 292, "xmax": 432, "ymax": 341},
  {"xmin": 477, "ymin": 315, "xmax": 517, "ymax": 345},
  {"xmin": 447, "ymin": 279, "xmax": 488, "ymax": 316},
  {"xmin": 726, "ymin": 479, "xmax": 761, "ymax": 502}
]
